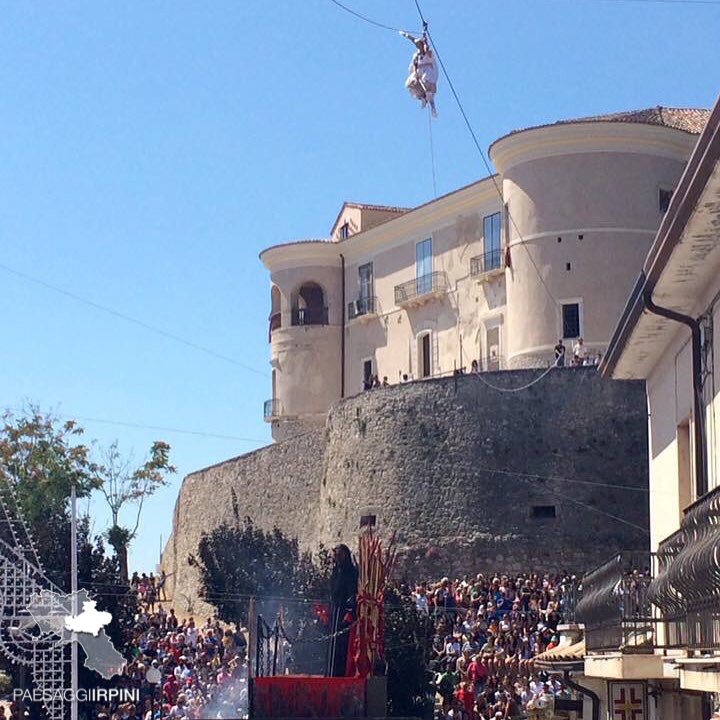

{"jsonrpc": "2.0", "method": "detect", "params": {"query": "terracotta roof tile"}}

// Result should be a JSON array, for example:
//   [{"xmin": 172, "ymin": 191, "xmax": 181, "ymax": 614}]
[{"xmin": 494, "ymin": 106, "xmax": 711, "ymax": 146}]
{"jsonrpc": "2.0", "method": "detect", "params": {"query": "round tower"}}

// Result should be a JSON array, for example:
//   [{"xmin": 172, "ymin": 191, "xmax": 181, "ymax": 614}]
[
  {"xmin": 489, "ymin": 108, "xmax": 705, "ymax": 367},
  {"xmin": 260, "ymin": 240, "xmax": 343, "ymax": 441}
]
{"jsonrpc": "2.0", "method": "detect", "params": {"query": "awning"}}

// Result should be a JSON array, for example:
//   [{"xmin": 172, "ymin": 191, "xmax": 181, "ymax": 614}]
[{"xmin": 534, "ymin": 639, "xmax": 586, "ymax": 671}]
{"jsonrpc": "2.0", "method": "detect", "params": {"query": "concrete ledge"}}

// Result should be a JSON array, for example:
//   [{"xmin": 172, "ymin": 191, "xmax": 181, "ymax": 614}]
[
  {"xmin": 584, "ymin": 653, "xmax": 665, "ymax": 679},
  {"xmin": 676, "ymin": 657, "xmax": 720, "ymax": 692}
]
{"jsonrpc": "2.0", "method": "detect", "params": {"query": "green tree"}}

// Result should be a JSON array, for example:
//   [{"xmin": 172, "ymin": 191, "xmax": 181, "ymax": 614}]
[
  {"xmin": 0, "ymin": 408, "xmax": 99, "ymax": 589},
  {"xmin": 0, "ymin": 409, "xmax": 138, "ymax": 715},
  {"xmin": 197, "ymin": 516, "xmax": 330, "ymax": 625},
  {"xmin": 96, "ymin": 439, "xmax": 175, "ymax": 582},
  {"xmin": 384, "ymin": 588, "xmax": 435, "ymax": 718}
]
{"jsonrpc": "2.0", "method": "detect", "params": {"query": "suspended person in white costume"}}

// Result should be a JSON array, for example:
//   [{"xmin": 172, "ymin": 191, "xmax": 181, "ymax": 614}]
[{"xmin": 400, "ymin": 31, "xmax": 438, "ymax": 117}]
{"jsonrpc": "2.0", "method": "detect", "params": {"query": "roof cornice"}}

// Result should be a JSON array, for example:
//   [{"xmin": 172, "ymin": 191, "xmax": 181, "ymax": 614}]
[
  {"xmin": 489, "ymin": 122, "xmax": 699, "ymax": 174},
  {"xmin": 259, "ymin": 241, "xmax": 341, "ymax": 272},
  {"xmin": 337, "ymin": 177, "xmax": 500, "ymax": 260},
  {"xmin": 259, "ymin": 176, "xmax": 501, "ymax": 270}
]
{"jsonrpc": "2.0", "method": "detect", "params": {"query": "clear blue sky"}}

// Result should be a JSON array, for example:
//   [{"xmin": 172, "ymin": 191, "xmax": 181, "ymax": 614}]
[{"xmin": 1, "ymin": 0, "xmax": 717, "ymax": 573}]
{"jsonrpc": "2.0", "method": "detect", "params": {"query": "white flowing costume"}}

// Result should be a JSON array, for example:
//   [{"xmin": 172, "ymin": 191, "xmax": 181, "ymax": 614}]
[{"xmin": 400, "ymin": 31, "xmax": 438, "ymax": 116}]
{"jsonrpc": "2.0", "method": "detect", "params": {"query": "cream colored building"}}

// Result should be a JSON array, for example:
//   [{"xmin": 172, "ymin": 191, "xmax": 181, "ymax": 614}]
[
  {"xmin": 261, "ymin": 107, "xmax": 709, "ymax": 440},
  {"xmin": 576, "ymin": 94, "xmax": 720, "ymax": 719}
]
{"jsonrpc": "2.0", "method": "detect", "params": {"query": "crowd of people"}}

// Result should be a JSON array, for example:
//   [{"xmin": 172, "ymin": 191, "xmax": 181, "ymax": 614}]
[
  {"xmin": 553, "ymin": 338, "xmax": 602, "ymax": 367},
  {"xmin": 410, "ymin": 573, "xmax": 578, "ymax": 720},
  {"xmin": 82, "ymin": 570, "xmax": 578, "ymax": 720},
  {"xmin": 104, "ymin": 601, "xmax": 249, "ymax": 720}
]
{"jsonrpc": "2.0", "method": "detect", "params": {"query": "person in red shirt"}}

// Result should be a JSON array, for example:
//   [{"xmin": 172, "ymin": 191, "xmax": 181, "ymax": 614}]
[
  {"xmin": 163, "ymin": 675, "xmax": 179, "ymax": 705},
  {"xmin": 454, "ymin": 682, "xmax": 475, "ymax": 718},
  {"xmin": 467, "ymin": 654, "xmax": 487, "ymax": 694}
]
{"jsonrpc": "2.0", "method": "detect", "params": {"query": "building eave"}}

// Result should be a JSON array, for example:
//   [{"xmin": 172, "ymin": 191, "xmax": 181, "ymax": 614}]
[
  {"xmin": 601, "ymin": 93, "xmax": 720, "ymax": 380},
  {"xmin": 259, "ymin": 239, "xmax": 341, "ymax": 272}
]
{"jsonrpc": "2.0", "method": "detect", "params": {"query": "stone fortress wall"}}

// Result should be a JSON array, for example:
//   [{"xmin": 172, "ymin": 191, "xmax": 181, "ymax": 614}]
[{"xmin": 161, "ymin": 368, "xmax": 649, "ymax": 616}]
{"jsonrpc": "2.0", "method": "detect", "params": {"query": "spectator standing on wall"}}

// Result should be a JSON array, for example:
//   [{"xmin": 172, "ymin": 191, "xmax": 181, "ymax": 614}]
[
  {"xmin": 572, "ymin": 338, "xmax": 587, "ymax": 366},
  {"xmin": 554, "ymin": 340, "xmax": 566, "ymax": 367}
]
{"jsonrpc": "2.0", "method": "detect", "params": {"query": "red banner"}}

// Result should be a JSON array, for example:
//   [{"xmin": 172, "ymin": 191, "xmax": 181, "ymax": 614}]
[{"xmin": 253, "ymin": 676, "xmax": 366, "ymax": 718}]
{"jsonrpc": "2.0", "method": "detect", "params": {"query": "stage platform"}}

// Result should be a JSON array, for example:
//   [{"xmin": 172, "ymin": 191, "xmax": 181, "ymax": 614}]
[{"xmin": 251, "ymin": 675, "xmax": 387, "ymax": 719}]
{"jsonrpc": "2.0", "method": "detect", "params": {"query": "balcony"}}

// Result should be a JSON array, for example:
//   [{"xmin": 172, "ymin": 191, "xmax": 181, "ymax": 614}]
[
  {"xmin": 263, "ymin": 399, "xmax": 282, "ymax": 421},
  {"xmin": 648, "ymin": 484, "xmax": 720, "ymax": 651},
  {"xmin": 291, "ymin": 306, "xmax": 328, "ymax": 327},
  {"xmin": 394, "ymin": 272, "xmax": 448, "ymax": 307},
  {"xmin": 576, "ymin": 551, "xmax": 659, "ymax": 653},
  {"xmin": 347, "ymin": 296, "xmax": 377, "ymax": 321},
  {"xmin": 470, "ymin": 248, "xmax": 505, "ymax": 277}
]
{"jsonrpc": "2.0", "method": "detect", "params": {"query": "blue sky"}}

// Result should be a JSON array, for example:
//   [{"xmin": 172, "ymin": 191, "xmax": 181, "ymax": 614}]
[{"xmin": 1, "ymin": 0, "xmax": 717, "ymax": 573}]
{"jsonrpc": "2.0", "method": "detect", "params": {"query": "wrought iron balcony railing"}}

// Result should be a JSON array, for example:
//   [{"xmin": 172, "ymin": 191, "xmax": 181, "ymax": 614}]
[
  {"xmin": 558, "ymin": 577, "xmax": 582, "ymax": 625},
  {"xmin": 576, "ymin": 551, "xmax": 658, "ymax": 653},
  {"xmin": 290, "ymin": 306, "xmax": 328, "ymax": 327},
  {"xmin": 347, "ymin": 296, "xmax": 377, "ymax": 320},
  {"xmin": 648, "ymin": 484, "xmax": 720, "ymax": 651},
  {"xmin": 394, "ymin": 272, "xmax": 448, "ymax": 306},
  {"xmin": 470, "ymin": 248, "xmax": 505, "ymax": 276},
  {"xmin": 263, "ymin": 399, "xmax": 282, "ymax": 421}
]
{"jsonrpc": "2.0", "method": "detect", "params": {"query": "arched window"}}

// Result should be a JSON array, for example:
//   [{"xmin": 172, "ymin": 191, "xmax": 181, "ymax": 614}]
[
  {"xmin": 269, "ymin": 286, "xmax": 282, "ymax": 340},
  {"xmin": 292, "ymin": 282, "xmax": 328, "ymax": 326}
]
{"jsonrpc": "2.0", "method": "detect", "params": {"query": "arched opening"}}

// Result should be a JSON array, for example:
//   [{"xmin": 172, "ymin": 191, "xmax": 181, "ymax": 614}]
[
  {"xmin": 269, "ymin": 286, "xmax": 282, "ymax": 340},
  {"xmin": 292, "ymin": 282, "xmax": 328, "ymax": 326}
]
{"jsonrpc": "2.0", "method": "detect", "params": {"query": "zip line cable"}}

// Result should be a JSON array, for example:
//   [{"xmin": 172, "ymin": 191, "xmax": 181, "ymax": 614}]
[
  {"xmin": 411, "ymin": 4, "xmax": 557, "ymax": 310},
  {"xmin": 328, "ymin": 0, "xmax": 561, "ymax": 394},
  {"xmin": 326, "ymin": 0, "xmax": 420, "ymax": 33},
  {"xmin": 0, "ymin": 261, "xmax": 269, "ymax": 378},
  {"xmin": 427, "ymin": 105, "xmax": 438, "ymax": 197}
]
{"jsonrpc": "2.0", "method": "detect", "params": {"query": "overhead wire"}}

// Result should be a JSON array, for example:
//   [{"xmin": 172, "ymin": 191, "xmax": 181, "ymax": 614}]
[
  {"xmin": 0, "ymin": 261, "xmax": 269, "ymax": 378},
  {"xmin": 5, "ymin": 406, "xmax": 266, "ymax": 443}
]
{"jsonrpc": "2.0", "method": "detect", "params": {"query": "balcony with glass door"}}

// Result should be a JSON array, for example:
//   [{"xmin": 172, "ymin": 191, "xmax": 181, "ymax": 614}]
[{"xmin": 347, "ymin": 295, "xmax": 378, "ymax": 321}]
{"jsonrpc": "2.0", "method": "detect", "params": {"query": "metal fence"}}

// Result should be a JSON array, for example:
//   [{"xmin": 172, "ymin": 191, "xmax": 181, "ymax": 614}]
[
  {"xmin": 291, "ymin": 306, "xmax": 329, "ymax": 326},
  {"xmin": 470, "ymin": 248, "xmax": 504, "ymax": 276},
  {"xmin": 347, "ymin": 296, "xmax": 377, "ymax": 320},
  {"xmin": 394, "ymin": 271, "xmax": 448, "ymax": 305},
  {"xmin": 649, "ymin": 484, "xmax": 720, "ymax": 650},
  {"xmin": 263, "ymin": 399, "xmax": 282, "ymax": 420},
  {"xmin": 576, "ymin": 551, "xmax": 658, "ymax": 653}
]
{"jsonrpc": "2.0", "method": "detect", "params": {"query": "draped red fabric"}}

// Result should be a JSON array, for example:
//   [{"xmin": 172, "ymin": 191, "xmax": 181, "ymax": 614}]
[{"xmin": 253, "ymin": 676, "xmax": 366, "ymax": 718}]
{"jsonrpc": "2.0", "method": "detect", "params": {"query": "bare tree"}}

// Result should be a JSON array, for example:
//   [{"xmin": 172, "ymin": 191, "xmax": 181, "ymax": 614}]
[{"xmin": 97, "ymin": 440, "xmax": 175, "ymax": 582}]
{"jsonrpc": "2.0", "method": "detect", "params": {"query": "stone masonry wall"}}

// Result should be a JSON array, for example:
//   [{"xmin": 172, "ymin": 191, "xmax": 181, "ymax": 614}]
[
  {"xmin": 162, "ymin": 427, "xmax": 327, "ymax": 618},
  {"xmin": 162, "ymin": 368, "xmax": 649, "ymax": 613}
]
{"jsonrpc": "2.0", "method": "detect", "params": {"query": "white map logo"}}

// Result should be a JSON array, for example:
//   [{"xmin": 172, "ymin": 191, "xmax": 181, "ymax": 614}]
[
  {"xmin": 27, "ymin": 590, "xmax": 126, "ymax": 679},
  {"xmin": 64, "ymin": 600, "xmax": 112, "ymax": 637}
]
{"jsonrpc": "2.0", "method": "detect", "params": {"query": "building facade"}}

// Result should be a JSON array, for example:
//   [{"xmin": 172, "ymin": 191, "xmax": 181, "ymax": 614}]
[
  {"xmin": 261, "ymin": 107, "xmax": 709, "ymax": 440},
  {"xmin": 576, "ymin": 94, "xmax": 720, "ymax": 719}
]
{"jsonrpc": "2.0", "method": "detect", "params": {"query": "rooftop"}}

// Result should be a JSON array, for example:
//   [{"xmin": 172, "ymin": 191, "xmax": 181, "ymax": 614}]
[{"xmin": 491, "ymin": 106, "xmax": 711, "ymax": 151}]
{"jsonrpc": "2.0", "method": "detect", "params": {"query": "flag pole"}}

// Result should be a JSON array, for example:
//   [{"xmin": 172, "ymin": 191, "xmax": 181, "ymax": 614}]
[{"xmin": 71, "ymin": 484, "xmax": 78, "ymax": 720}]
